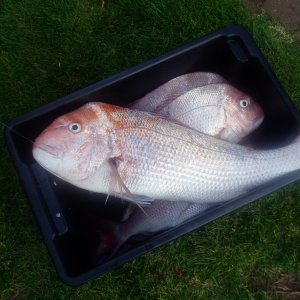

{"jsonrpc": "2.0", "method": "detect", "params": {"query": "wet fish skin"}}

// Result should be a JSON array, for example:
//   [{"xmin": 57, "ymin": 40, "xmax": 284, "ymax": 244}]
[
  {"xmin": 123, "ymin": 200, "xmax": 211, "ymax": 235},
  {"xmin": 131, "ymin": 74, "xmax": 264, "ymax": 143},
  {"xmin": 33, "ymin": 102, "xmax": 300, "ymax": 205},
  {"xmin": 130, "ymin": 72, "xmax": 227, "ymax": 112},
  {"xmin": 92, "ymin": 200, "xmax": 211, "ymax": 260},
  {"xmin": 154, "ymin": 84, "xmax": 263, "ymax": 143}
]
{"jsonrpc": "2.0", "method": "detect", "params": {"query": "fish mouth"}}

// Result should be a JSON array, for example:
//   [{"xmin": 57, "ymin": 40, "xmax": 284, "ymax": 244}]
[
  {"xmin": 253, "ymin": 115, "xmax": 264, "ymax": 129},
  {"xmin": 33, "ymin": 142, "xmax": 60, "ymax": 157}
]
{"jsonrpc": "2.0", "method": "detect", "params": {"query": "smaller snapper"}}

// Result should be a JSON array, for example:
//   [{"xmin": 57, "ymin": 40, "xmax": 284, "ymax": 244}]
[
  {"xmin": 92, "ymin": 200, "xmax": 212, "ymax": 260},
  {"xmin": 145, "ymin": 84, "xmax": 263, "ymax": 143},
  {"xmin": 131, "ymin": 74, "xmax": 264, "ymax": 143},
  {"xmin": 130, "ymin": 72, "xmax": 227, "ymax": 112}
]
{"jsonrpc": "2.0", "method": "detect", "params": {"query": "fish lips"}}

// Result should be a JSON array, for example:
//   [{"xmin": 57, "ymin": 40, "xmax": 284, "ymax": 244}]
[
  {"xmin": 33, "ymin": 142, "xmax": 61, "ymax": 158},
  {"xmin": 253, "ymin": 115, "xmax": 264, "ymax": 130}
]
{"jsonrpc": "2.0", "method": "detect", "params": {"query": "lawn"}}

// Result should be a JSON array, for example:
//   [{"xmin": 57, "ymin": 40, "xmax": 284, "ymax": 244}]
[{"xmin": 1, "ymin": 0, "xmax": 300, "ymax": 299}]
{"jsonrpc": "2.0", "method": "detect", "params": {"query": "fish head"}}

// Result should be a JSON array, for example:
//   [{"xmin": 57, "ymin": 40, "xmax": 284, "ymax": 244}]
[
  {"xmin": 32, "ymin": 102, "xmax": 120, "ymax": 182},
  {"xmin": 219, "ymin": 85, "xmax": 264, "ymax": 143}
]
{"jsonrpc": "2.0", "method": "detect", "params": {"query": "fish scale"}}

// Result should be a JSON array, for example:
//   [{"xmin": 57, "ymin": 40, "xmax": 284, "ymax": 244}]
[{"xmin": 159, "ymin": 84, "xmax": 227, "ymax": 134}]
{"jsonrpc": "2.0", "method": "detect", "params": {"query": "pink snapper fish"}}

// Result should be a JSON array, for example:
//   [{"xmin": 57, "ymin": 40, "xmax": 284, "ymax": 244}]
[
  {"xmin": 130, "ymin": 72, "xmax": 264, "ymax": 143},
  {"xmin": 90, "ymin": 200, "xmax": 211, "ymax": 261},
  {"xmin": 32, "ymin": 102, "xmax": 300, "ymax": 205}
]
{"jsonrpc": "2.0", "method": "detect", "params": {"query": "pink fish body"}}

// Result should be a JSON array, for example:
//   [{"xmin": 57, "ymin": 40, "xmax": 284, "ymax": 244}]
[
  {"xmin": 131, "ymin": 73, "xmax": 264, "ymax": 143},
  {"xmin": 130, "ymin": 72, "xmax": 227, "ymax": 112},
  {"xmin": 92, "ymin": 200, "xmax": 211, "ymax": 260},
  {"xmin": 33, "ymin": 102, "xmax": 300, "ymax": 205}
]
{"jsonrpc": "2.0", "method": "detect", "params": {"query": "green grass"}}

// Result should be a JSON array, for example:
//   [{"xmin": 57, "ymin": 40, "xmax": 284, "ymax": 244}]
[{"xmin": 1, "ymin": 0, "xmax": 300, "ymax": 299}]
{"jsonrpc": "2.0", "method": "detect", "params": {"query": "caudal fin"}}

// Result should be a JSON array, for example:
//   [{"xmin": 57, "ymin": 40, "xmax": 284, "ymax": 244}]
[{"xmin": 91, "ymin": 218, "xmax": 125, "ymax": 265}]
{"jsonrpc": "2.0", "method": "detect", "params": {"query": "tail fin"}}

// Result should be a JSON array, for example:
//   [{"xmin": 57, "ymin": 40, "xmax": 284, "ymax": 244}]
[{"xmin": 91, "ymin": 218, "xmax": 127, "ymax": 265}]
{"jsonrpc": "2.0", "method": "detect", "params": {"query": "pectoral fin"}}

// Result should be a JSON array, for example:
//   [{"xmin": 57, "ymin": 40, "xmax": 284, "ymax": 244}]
[{"xmin": 106, "ymin": 158, "xmax": 153, "ymax": 212}]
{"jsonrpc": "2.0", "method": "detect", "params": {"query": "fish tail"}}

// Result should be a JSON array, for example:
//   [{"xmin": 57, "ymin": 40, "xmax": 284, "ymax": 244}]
[
  {"xmin": 285, "ymin": 133, "xmax": 300, "ymax": 152},
  {"xmin": 291, "ymin": 133, "xmax": 300, "ymax": 158},
  {"xmin": 92, "ymin": 219, "xmax": 125, "ymax": 264}
]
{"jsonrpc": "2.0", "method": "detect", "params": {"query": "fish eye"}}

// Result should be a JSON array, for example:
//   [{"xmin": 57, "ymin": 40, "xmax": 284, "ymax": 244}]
[
  {"xmin": 240, "ymin": 99, "xmax": 250, "ymax": 108},
  {"xmin": 68, "ymin": 122, "xmax": 81, "ymax": 133}
]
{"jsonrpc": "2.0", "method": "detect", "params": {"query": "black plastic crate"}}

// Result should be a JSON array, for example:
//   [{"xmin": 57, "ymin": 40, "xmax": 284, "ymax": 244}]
[{"xmin": 4, "ymin": 25, "xmax": 300, "ymax": 285}]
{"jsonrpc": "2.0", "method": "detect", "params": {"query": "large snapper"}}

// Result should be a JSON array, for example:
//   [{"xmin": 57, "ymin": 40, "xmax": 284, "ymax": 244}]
[
  {"xmin": 131, "ymin": 73, "xmax": 264, "ymax": 143},
  {"xmin": 33, "ymin": 102, "xmax": 300, "ymax": 205}
]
